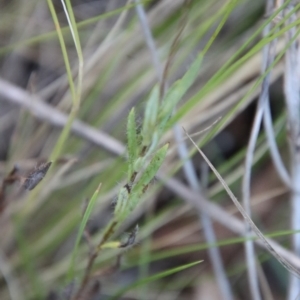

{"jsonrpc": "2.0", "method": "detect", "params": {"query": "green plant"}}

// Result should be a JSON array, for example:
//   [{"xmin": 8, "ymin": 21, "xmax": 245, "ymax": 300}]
[{"xmin": 1, "ymin": 1, "xmax": 300, "ymax": 300}]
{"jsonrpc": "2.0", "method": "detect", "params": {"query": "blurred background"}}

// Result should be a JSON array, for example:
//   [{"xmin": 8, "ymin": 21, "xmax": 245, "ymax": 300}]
[{"xmin": 0, "ymin": 0, "xmax": 298, "ymax": 299}]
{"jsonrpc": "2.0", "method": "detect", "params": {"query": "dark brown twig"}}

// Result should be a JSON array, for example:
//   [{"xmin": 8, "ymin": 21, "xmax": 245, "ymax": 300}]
[
  {"xmin": 22, "ymin": 161, "xmax": 52, "ymax": 191},
  {"xmin": 72, "ymin": 220, "xmax": 118, "ymax": 300}
]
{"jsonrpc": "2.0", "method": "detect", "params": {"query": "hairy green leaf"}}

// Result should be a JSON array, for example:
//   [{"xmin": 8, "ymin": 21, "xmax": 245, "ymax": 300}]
[{"xmin": 130, "ymin": 144, "xmax": 168, "ymax": 208}]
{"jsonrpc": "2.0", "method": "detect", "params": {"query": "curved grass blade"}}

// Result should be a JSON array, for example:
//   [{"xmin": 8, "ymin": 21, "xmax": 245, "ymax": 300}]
[{"xmin": 67, "ymin": 183, "xmax": 102, "ymax": 281}]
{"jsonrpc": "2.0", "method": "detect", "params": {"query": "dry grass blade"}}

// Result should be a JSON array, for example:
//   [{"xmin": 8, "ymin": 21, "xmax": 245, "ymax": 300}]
[{"xmin": 183, "ymin": 127, "xmax": 300, "ymax": 279}]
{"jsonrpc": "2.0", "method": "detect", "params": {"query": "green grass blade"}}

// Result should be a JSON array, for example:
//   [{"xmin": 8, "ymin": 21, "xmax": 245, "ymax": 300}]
[
  {"xmin": 142, "ymin": 86, "xmax": 159, "ymax": 147},
  {"xmin": 67, "ymin": 183, "xmax": 102, "ymax": 281},
  {"xmin": 110, "ymin": 260, "xmax": 202, "ymax": 300},
  {"xmin": 131, "ymin": 144, "xmax": 168, "ymax": 207}
]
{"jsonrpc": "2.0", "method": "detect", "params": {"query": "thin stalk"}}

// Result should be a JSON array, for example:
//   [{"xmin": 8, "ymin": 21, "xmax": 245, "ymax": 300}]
[
  {"xmin": 284, "ymin": 4, "xmax": 300, "ymax": 299},
  {"xmin": 240, "ymin": 1, "xmax": 279, "ymax": 298},
  {"xmin": 263, "ymin": 100, "xmax": 292, "ymax": 187},
  {"xmin": 47, "ymin": 0, "xmax": 76, "ymax": 106},
  {"xmin": 64, "ymin": 0, "xmax": 84, "ymax": 102},
  {"xmin": 13, "ymin": 0, "xmax": 84, "ymax": 219},
  {"xmin": 16, "ymin": 0, "xmax": 85, "ymax": 219},
  {"xmin": 262, "ymin": 0, "xmax": 292, "ymax": 190},
  {"xmin": 242, "ymin": 96, "xmax": 262, "ymax": 300},
  {"xmin": 47, "ymin": 0, "xmax": 83, "ymax": 164}
]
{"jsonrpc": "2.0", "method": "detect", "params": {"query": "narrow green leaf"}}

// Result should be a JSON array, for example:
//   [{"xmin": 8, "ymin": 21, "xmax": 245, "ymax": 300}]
[
  {"xmin": 142, "ymin": 86, "xmax": 159, "ymax": 146},
  {"xmin": 160, "ymin": 80, "xmax": 182, "ymax": 117},
  {"xmin": 65, "ymin": 0, "xmax": 83, "ymax": 59},
  {"xmin": 159, "ymin": 55, "xmax": 202, "ymax": 120},
  {"xmin": 130, "ymin": 144, "xmax": 168, "ymax": 208},
  {"xmin": 168, "ymin": 0, "xmax": 293, "ymax": 128},
  {"xmin": 67, "ymin": 183, "xmax": 102, "ymax": 281},
  {"xmin": 180, "ymin": 54, "xmax": 203, "ymax": 90},
  {"xmin": 110, "ymin": 260, "xmax": 202, "ymax": 300},
  {"xmin": 127, "ymin": 108, "xmax": 139, "ymax": 181}
]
